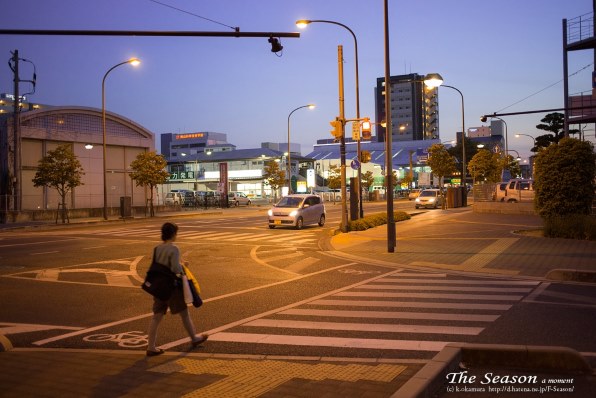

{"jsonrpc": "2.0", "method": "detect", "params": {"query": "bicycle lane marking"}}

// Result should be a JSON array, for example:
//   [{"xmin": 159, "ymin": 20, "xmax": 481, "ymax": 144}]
[{"xmin": 32, "ymin": 262, "xmax": 360, "ymax": 347}]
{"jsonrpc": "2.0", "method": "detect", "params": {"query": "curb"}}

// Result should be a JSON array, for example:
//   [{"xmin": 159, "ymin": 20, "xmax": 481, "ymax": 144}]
[
  {"xmin": 546, "ymin": 268, "xmax": 596, "ymax": 284},
  {"xmin": 392, "ymin": 343, "xmax": 592, "ymax": 398},
  {"xmin": 0, "ymin": 334, "xmax": 12, "ymax": 352}
]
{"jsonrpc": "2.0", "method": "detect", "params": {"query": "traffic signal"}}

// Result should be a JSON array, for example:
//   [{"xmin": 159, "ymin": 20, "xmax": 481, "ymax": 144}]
[
  {"xmin": 361, "ymin": 118, "xmax": 372, "ymax": 140},
  {"xmin": 268, "ymin": 37, "xmax": 283, "ymax": 53},
  {"xmin": 330, "ymin": 118, "xmax": 343, "ymax": 139},
  {"xmin": 360, "ymin": 150, "xmax": 371, "ymax": 163}
]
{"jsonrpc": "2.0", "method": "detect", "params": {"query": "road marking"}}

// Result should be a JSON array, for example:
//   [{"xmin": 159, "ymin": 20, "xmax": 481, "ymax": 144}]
[
  {"xmin": 243, "ymin": 319, "xmax": 485, "ymax": 335},
  {"xmin": 310, "ymin": 299, "xmax": 512, "ymax": 311},
  {"xmin": 0, "ymin": 238, "xmax": 80, "ymax": 248},
  {"xmin": 279, "ymin": 308, "xmax": 500, "ymax": 322},
  {"xmin": 161, "ymin": 268, "xmax": 401, "ymax": 350},
  {"xmin": 284, "ymin": 256, "xmax": 320, "ymax": 273},
  {"xmin": 207, "ymin": 333, "xmax": 448, "ymax": 352},
  {"xmin": 334, "ymin": 291, "xmax": 523, "ymax": 301},
  {"xmin": 6, "ymin": 256, "xmax": 145, "ymax": 287},
  {"xmin": 29, "ymin": 251, "xmax": 60, "ymax": 256},
  {"xmin": 358, "ymin": 284, "xmax": 533, "ymax": 293},
  {"xmin": 0, "ymin": 322, "xmax": 83, "ymax": 335},
  {"xmin": 33, "ymin": 262, "xmax": 362, "ymax": 346},
  {"xmin": 377, "ymin": 278, "xmax": 539, "ymax": 285}
]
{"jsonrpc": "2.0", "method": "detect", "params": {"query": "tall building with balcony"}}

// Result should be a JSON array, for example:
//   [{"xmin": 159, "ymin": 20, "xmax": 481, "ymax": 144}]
[
  {"xmin": 374, "ymin": 73, "xmax": 439, "ymax": 143},
  {"xmin": 564, "ymin": 9, "xmax": 596, "ymax": 136}
]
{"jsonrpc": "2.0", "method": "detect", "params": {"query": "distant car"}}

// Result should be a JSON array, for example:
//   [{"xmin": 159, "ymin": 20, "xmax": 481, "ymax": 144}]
[
  {"xmin": 493, "ymin": 182, "xmax": 508, "ymax": 202},
  {"xmin": 505, "ymin": 179, "xmax": 534, "ymax": 203},
  {"xmin": 408, "ymin": 189, "xmax": 422, "ymax": 200},
  {"xmin": 268, "ymin": 194, "xmax": 326, "ymax": 229},
  {"xmin": 228, "ymin": 191, "xmax": 251, "ymax": 206},
  {"xmin": 164, "ymin": 192, "xmax": 182, "ymax": 205},
  {"xmin": 415, "ymin": 189, "xmax": 444, "ymax": 209}
]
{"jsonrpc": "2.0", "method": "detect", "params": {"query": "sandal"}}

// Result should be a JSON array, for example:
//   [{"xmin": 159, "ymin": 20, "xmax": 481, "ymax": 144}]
[
  {"xmin": 191, "ymin": 334, "xmax": 209, "ymax": 348},
  {"xmin": 146, "ymin": 348, "xmax": 165, "ymax": 357}
]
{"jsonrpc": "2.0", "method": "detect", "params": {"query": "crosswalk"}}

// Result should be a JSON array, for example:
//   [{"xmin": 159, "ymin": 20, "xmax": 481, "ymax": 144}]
[
  {"xmin": 205, "ymin": 270, "xmax": 540, "ymax": 358},
  {"xmin": 85, "ymin": 226, "xmax": 319, "ymax": 245}
]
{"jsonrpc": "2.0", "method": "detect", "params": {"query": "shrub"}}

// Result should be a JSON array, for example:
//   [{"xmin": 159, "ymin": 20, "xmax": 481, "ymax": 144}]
[
  {"xmin": 534, "ymin": 138, "xmax": 595, "ymax": 218},
  {"xmin": 347, "ymin": 211, "xmax": 410, "ymax": 231},
  {"xmin": 543, "ymin": 215, "xmax": 596, "ymax": 241}
]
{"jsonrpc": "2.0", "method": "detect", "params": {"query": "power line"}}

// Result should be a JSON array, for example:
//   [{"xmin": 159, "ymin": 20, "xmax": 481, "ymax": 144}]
[
  {"xmin": 496, "ymin": 63, "xmax": 594, "ymax": 113},
  {"xmin": 147, "ymin": 0, "xmax": 238, "ymax": 31}
]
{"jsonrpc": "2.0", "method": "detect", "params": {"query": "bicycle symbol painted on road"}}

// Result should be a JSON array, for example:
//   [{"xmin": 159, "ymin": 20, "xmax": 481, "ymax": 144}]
[{"xmin": 83, "ymin": 331, "xmax": 148, "ymax": 348}]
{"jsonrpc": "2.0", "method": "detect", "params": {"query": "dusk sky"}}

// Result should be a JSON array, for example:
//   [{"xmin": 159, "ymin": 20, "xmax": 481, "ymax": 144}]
[{"xmin": 1, "ymin": 0, "xmax": 594, "ymax": 161}]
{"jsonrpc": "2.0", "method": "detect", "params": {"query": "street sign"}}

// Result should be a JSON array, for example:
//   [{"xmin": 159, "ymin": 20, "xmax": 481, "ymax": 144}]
[
  {"xmin": 351, "ymin": 122, "xmax": 360, "ymax": 141},
  {"xmin": 350, "ymin": 159, "xmax": 360, "ymax": 170}
]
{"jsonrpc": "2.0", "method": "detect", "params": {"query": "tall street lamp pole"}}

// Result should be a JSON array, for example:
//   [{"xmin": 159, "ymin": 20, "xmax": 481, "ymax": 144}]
[
  {"xmin": 515, "ymin": 133, "xmax": 536, "ymax": 149},
  {"xmin": 296, "ymin": 19, "xmax": 363, "ymax": 218},
  {"xmin": 383, "ymin": 0, "xmax": 395, "ymax": 252},
  {"xmin": 102, "ymin": 58, "xmax": 140, "ymax": 220},
  {"xmin": 287, "ymin": 104, "xmax": 315, "ymax": 194},
  {"xmin": 423, "ymin": 74, "xmax": 466, "ymax": 187}
]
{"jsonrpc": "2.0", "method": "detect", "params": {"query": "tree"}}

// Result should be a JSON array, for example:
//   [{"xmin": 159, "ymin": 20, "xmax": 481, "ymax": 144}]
[
  {"xmin": 499, "ymin": 154, "xmax": 521, "ymax": 179},
  {"xmin": 467, "ymin": 150, "xmax": 501, "ymax": 183},
  {"xmin": 32, "ymin": 144, "xmax": 85, "ymax": 224},
  {"xmin": 535, "ymin": 112, "xmax": 580, "ymax": 151},
  {"xmin": 427, "ymin": 144, "xmax": 457, "ymax": 209},
  {"xmin": 447, "ymin": 135, "xmax": 479, "ymax": 171},
  {"xmin": 262, "ymin": 160, "xmax": 286, "ymax": 202},
  {"xmin": 534, "ymin": 137, "xmax": 596, "ymax": 218},
  {"xmin": 360, "ymin": 170, "xmax": 375, "ymax": 193},
  {"xmin": 129, "ymin": 151, "xmax": 170, "ymax": 217},
  {"xmin": 326, "ymin": 164, "xmax": 341, "ymax": 190}
]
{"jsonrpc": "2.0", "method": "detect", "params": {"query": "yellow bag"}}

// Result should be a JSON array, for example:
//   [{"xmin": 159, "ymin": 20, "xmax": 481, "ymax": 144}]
[{"xmin": 182, "ymin": 264, "xmax": 201, "ymax": 294}]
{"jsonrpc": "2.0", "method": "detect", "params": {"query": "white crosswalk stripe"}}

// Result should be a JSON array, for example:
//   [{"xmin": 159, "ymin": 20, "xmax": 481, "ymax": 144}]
[
  {"xmin": 83, "ymin": 227, "xmax": 319, "ymax": 245},
  {"xmin": 207, "ymin": 270, "xmax": 540, "ymax": 356}
]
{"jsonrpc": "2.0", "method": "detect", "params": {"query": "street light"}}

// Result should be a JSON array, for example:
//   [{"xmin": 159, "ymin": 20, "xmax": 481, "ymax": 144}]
[
  {"xmin": 515, "ymin": 133, "xmax": 536, "ymax": 148},
  {"xmin": 102, "ymin": 58, "xmax": 140, "ymax": 220},
  {"xmin": 287, "ymin": 104, "xmax": 315, "ymax": 194},
  {"xmin": 507, "ymin": 149, "xmax": 522, "ymax": 161},
  {"xmin": 423, "ymin": 73, "xmax": 466, "ymax": 187},
  {"xmin": 296, "ymin": 19, "xmax": 364, "ymax": 218}
]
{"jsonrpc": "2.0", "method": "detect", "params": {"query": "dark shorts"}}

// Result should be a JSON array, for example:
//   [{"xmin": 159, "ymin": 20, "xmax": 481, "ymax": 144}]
[{"xmin": 152, "ymin": 286, "xmax": 187, "ymax": 315}]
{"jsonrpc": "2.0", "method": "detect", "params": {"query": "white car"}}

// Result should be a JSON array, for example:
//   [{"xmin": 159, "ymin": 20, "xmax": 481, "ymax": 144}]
[
  {"xmin": 415, "ymin": 189, "xmax": 444, "ymax": 209},
  {"xmin": 228, "ymin": 192, "xmax": 251, "ymax": 206},
  {"xmin": 268, "ymin": 194, "xmax": 326, "ymax": 229}
]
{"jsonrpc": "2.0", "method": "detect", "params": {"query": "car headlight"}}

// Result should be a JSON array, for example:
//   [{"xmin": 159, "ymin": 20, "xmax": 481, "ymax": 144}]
[
  {"xmin": 289, "ymin": 210, "xmax": 298, "ymax": 217},
  {"xmin": 428, "ymin": 198, "xmax": 435, "ymax": 203},
  {"xmin": 267, "ymin": 209, "xmax": 273, "ymax": 216},
  {"xmin": 415, "ymin": 198, "xmax": 420, "ymax": 203}
]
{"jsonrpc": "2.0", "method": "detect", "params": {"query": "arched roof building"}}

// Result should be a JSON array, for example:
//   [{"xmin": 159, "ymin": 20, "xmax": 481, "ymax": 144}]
[{"xmin": 1, "ymin": 106, "xmax": 154, "ymax": 216}]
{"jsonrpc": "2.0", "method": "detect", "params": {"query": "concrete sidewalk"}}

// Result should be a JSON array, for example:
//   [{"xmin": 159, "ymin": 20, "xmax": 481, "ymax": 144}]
[{"xmin": 1, "ymin": 206, "xmax": 595, "ymax": 397}]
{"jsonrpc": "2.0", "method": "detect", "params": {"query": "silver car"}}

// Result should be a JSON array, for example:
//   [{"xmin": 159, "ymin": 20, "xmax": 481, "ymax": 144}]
[
  {"xmin": 268, "ymin": 194, "xmax": 326, "ymax": 229},
  {"xmin": 415, "ymin": 189, "xmax": 444, "ymax": 209}
]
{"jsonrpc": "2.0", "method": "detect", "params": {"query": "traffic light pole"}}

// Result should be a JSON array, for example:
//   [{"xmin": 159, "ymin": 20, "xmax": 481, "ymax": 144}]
[{"xmin": 337, "ymin": 45, "xmax": 348, "ymax": 233}]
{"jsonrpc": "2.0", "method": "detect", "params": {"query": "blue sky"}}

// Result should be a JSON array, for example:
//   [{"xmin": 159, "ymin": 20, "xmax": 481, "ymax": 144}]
[{"xmin": 1, "ymin": 0, "xmax": 594, "ymax": 161}]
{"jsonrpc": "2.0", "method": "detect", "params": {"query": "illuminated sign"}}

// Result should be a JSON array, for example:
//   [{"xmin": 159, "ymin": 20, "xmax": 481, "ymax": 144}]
[{"xmin": 175, "ymin": 133, "xmax": 205, "ymax": 140}]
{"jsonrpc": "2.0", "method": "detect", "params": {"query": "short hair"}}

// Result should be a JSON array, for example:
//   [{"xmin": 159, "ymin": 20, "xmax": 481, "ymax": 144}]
[{"xmin": 161, "ymin": 222, "xmax": 178, "ymax": 241}]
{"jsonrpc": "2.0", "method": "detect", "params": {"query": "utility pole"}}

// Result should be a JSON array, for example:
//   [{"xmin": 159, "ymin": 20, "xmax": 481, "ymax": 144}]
[
  {"xmin": 338, "ymin": 45, "xmax": 348, "ymax": 233},
  {"xmin": 11, "ymin": 50, "xmax": 21, "ymax": 212}
]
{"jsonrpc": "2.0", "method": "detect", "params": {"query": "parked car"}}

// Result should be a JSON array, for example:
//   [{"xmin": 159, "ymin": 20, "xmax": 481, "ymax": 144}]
[
  {"xmin": 183, "ymin": 191, "xmax": 197, "ymax": 207},
  {"xmin": 414, "ymin": 189, "xmax": 444, "ymax": 209},
  {"xmin": 164, "ymin": 192, "xmax": 182, "ymax": 205},
  {"xmin": 493, "ymin": 182, "xmax": 508, "ymax": 202},
  {"xmin": 268, "ymin": 194, "xmax": 326, "ymax": 229},
  {"xmin": 228, "ymin": 191, "xmax": 251, "ymax": 206},
  {"xmin": 408, "ymin": 189, "xmax": 422, "ymax": 200},
  {"xmin": 505, "ymin": 178, "xmax": 534, "ymax": 203}
]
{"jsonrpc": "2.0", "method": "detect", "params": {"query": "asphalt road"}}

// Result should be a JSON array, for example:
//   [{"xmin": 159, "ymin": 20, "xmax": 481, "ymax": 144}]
[{"xmin": 1, "ymin": 201, "xmax": 595, "ymax": 373}]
